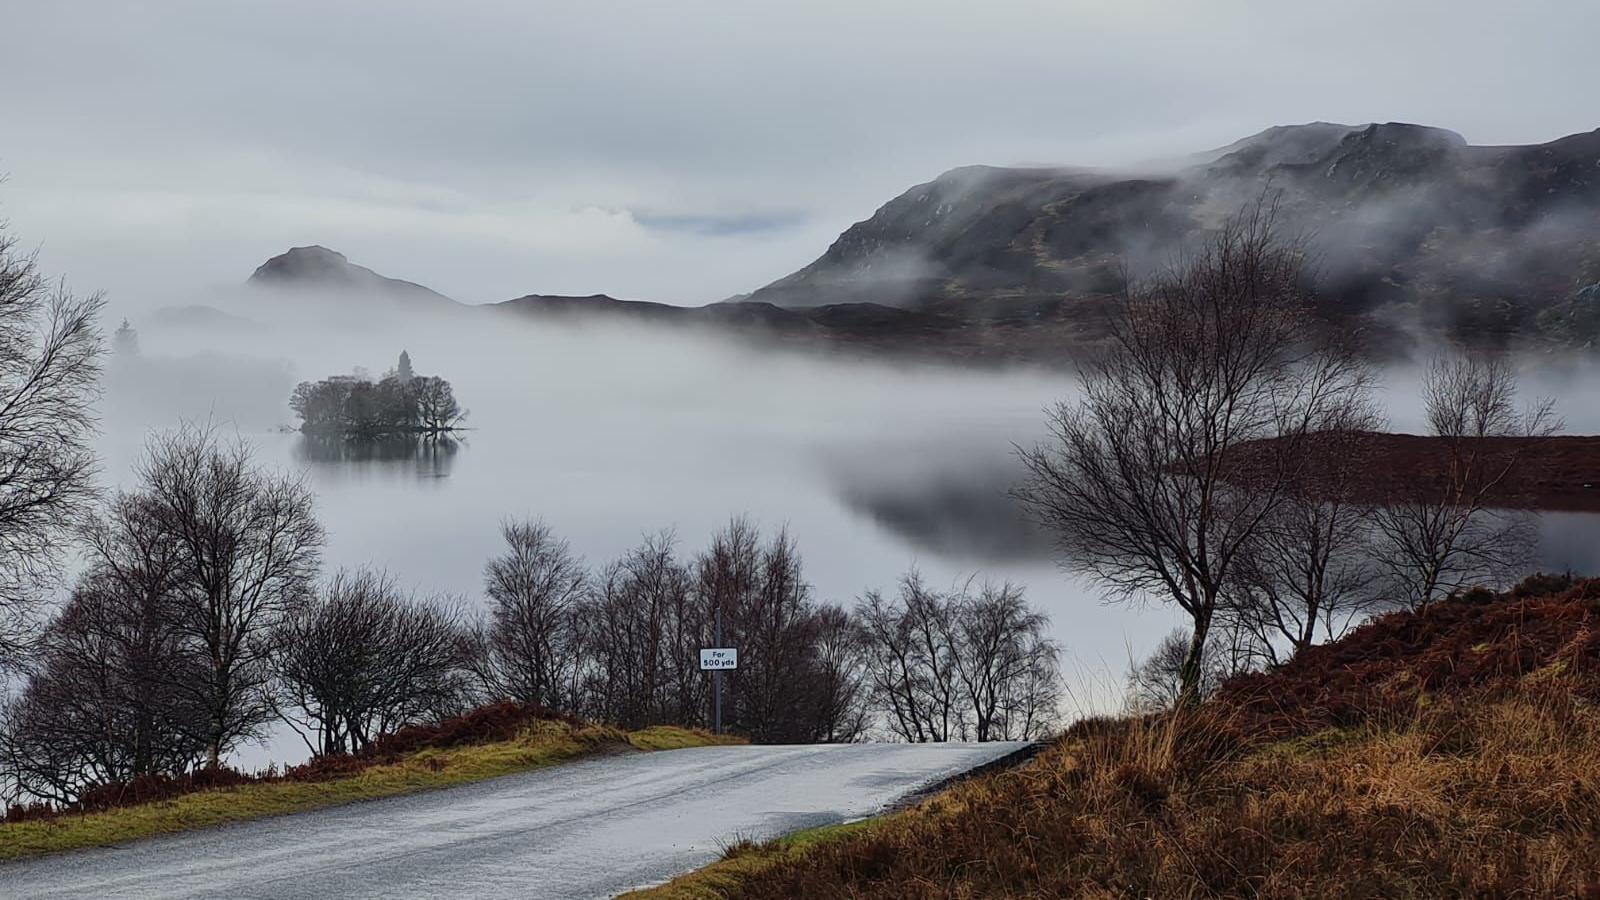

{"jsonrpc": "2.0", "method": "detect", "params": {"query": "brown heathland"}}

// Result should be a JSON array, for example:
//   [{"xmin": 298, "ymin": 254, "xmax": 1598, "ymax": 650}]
[
  {"xmin": 1237, "ymin": 431, "xmax": 1600, "ymax": 511},
  {"xmin": 718, "ymin": 577, "xmax": 1600, "ymax": 898}
]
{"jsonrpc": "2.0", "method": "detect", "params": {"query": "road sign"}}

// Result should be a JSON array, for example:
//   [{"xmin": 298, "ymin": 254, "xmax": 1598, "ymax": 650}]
[{"xmin": 700, "ymin": 647, "xmax": 738, "ymax": 670}]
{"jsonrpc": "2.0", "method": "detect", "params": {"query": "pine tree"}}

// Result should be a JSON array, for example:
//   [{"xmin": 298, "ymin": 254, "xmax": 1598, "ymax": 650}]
[{"xmin": 113, "ymin": 319, "xmax": 140, "ymax": 357}]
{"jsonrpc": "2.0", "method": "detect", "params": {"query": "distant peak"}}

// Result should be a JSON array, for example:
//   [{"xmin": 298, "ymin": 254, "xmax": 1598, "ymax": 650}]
[
  {"xmin": 245, "ymin": 246, "xmax": 457, "ymax": 306},
  {"xmin": 284, "ymin": 244, "xmax": 346, "ymax": 260},
  {"xmin": 1343, "ymin": 122, "xmax": 1468, "ymax": 148},
  {"xmin": 250, "ymin": 246, "xmax": 357, "ymax": 284},
  {"xmin": 1197, "ymin": 122, "xmax": 1360, "ymax": 172}
]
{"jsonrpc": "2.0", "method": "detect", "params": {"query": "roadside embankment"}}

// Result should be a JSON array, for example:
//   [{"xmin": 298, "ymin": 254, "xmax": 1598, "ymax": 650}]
[
  {"xmin": 668, "ymin": 577, "xmax": 1600, "ymax": 897},
  {"xmin": 0, "ymin": 703, "xmax": 740, "ymax": 862}
]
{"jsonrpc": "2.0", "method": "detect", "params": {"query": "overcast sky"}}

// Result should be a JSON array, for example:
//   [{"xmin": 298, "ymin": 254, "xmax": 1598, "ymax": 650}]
[{"xmin": 1, "ymin": 0, "xmax": 1595, "ymax": 312}]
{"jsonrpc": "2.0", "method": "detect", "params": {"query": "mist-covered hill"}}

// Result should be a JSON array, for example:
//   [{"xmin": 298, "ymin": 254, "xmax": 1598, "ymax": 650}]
[
  {"xmin": 744, "ymin": 122, "xmax": 1600, "ymax": 345},
  {"xmin": 228, "ymin": 251, "xmax": 1077, "ymax": 364},
  {"xmin": 212, "ymin": 124, "xmax": 1600, "ymax": 361},
  {"xmin": 249, "ymin": 245, "xmax": 458, "ymax": 310}
]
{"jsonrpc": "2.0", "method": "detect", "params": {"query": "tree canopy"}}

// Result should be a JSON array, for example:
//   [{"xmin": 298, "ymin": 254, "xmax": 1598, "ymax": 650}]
[{"xmin": 290, "ymin": 355, "xmax": 463, "ymax": 437}]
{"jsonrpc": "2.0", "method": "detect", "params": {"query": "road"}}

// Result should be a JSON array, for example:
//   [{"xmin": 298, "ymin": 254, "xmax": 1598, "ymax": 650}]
[{"xmin": 0, "ymin": 741, "xmax": 1028, "ymax": 899}]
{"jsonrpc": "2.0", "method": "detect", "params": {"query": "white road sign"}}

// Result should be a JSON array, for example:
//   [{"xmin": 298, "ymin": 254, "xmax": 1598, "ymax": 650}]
[{"xmin": 699, "ymin": 647, "xmax": 738, "ymax": 670}]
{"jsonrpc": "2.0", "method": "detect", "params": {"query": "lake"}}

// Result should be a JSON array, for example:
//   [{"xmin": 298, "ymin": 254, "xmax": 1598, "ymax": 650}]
[{"xmin": 99, "ymin": 309, "xmax": 1600, "ymax": 765}]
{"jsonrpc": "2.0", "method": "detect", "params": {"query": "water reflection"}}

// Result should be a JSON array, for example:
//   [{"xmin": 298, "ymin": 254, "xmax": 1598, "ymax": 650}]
[
  {"xmin": 293, "ymin": 433, "xmax": 460, "ymax": 480},
  {"xmin": 838, "ymin": 454, "xmax": 1600, "ymax": 581},
  {"xmin": 1534, "ymin": 511, "xmax": 1600, "ymax": 575},
  {"xmin": 835, "ymin": 463, "xmax": 1054, "ymax": 562}
]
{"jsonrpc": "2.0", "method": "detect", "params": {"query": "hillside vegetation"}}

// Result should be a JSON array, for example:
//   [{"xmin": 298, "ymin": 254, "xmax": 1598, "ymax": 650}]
[
  {"xmin": 689, "ymin": 577, "xmax": 1600, "ymax": 898},
  {"xmin": 0, "ymin": 702, "xmax": 739, "ymax": 862}
]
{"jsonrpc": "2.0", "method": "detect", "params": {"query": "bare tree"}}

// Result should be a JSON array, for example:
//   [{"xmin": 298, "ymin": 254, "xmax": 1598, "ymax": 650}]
[
  {"xmin": 994, "ymin": 642, "xmax": 1062, "ymax": 741},
  {"xmin": 691, "ymin": 519, "xmax": 843, "ymax": 742},
  {"xmin": 690, "ymin": 517, "xmax": 760, "ymax": 733},
  {"xmin": 1371, "ymin": 355, "xmax": 1558, "ymax": 608},
  {"xmin": 1127, "ymin": 628, "xmax": 1204, "ymax": 712},
  {"xmin": 0, "ymin": 509, "xmax": 208, "ymax": 804},
  {"xmin": 858, "ymin": 571, "xmax": 1061, "ymax": 742},
  {"xmin": 468, "ymin": 519, "xmax": 588, "ymax": 708},
  {"xmin": 855, "ymin": 587, "xmax": 926, "ymax": 742},
  {"xmin": 1126, "ymin": 621, "xmax": 1262, "ymax": 713},
  {"xmin": 0, "ymin": 227, "xmax": 104, "ymax": 670},
  {"xmin": 137, "ymin": 426, "xmax": 325, "ymax": 767},
  {"xmin": 809, "ymin": 603, "xmax": 870, "ymax": 743},
  {"xmin": 414, "ymin": 376, "xmax": 465, "ymax": 433},
  {"xmin": 579, "ymin": 531, "xmax": 694, "ymax": 729},
  {"xmin": 732, "ymin": 526, "xmax": 817, "ymax": 741},
  {"xmin": 662, "ymin": 541, "xmax": 711, "ymax": 728},
  {"xmin": 856, "ymin": 571, "xmax": 962, "ymax": 742},
  {"xmin": 1222, "ymin": 420, "xmax": 1384, "ymax": 664},
  {"xmin": 1015, "ymin": 199, "xmax": 1369, "ymax": 704},
  {"xmin": 273, "ymin": 570, "xmax": 468, "ymax": 756},
  {"xmin": 949, "ymin": 580, "xmax": 1061, "ymax": 741},
  {"xmin": 462, "ymin": 517, "xmax": 858, "ymax": 741},
  {"xmin": 570, "ymin": 524, "xmax": 866, "ymax": 741}
]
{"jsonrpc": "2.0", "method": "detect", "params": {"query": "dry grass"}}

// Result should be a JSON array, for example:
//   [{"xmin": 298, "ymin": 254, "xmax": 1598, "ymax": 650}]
[
  {"xmin": 721, "ymin": 696, "xmax": 1600, "ymax": 898},
  {"xmin": 0, "ymin": 723, "xmax": 741, "ymax": 862},
  {"xmin": 620, "ymin": 820, "xmax": 879, "ymax": 900},
  {"xmin": 628, "ymin": 726, "xmax": 744, "ymax": 752},
  {"xmin": 710, "ymin": 582, "xmax": 1600, "ymax": 898}
]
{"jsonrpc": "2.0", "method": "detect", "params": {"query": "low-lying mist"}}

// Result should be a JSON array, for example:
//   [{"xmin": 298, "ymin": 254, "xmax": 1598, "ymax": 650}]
[
  {"xmin": 104, "ymin": 300, "xmax": 1178, "ymax": 764},
  {"xmin": 99, "ymin": 294, "xmax": 1600, "ymax": 766},
  {"xmin": 108, "ymin": 303, "xmax": 1102, "ymax": 596}
]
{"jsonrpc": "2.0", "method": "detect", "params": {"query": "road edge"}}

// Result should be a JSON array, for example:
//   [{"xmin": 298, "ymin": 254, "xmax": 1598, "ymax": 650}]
[{"xmin": 620, "ymin": 741, "xmax": 1044, "ymax": 900}]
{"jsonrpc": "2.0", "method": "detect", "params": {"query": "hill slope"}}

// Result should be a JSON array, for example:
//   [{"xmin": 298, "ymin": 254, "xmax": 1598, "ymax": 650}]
[
  {"xmin": 713, "ymin": 577, "xmax": 1600, "ymax": 898},
  {"xmin": 746, "ymin": 122, "xmax": 1600, "ymax": 343},
  {"xmin": 248, "ymin": 245, "xmax": 459, "ymax": 309}
]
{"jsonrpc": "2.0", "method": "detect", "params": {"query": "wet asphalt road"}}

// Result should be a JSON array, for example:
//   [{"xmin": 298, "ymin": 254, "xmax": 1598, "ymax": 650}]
[{"xmin": 0, "ymin": 741, "xmax": 1028, "ymax": 899}]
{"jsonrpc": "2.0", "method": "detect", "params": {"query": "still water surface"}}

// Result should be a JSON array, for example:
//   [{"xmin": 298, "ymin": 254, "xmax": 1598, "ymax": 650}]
[{"xmin": 98, "ymin": 313, "xmax": 1600, "ymax": 763}]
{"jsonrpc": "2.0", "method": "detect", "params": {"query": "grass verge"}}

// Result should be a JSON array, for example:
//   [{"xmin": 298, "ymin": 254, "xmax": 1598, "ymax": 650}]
[
  {"xmin": 619, "ymin": 820, "xmax": 879, "ymax": 900},
  {"xmin": 0, "ymin": 722, "xmax": 741, "ymax": 863}
]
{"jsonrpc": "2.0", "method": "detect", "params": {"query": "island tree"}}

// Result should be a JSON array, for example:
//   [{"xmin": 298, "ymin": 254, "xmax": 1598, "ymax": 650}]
[
  {"xmin": 289, "ymin": 355, "xmax": 464, "ymax": 437},
  {"xmin": 414, "ymin": 375, "xmax": 465, "ymax": 433}
]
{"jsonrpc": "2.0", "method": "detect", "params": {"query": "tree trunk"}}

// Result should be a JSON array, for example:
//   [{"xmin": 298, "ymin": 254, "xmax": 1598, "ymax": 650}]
[{"xmin": 1177, "ymin": 603, "xmax": 1214, "ymax": 707}]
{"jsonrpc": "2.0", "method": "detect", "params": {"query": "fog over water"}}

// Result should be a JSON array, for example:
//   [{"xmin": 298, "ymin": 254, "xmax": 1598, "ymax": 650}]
[{"xmin": 95, "ymin": 307, "xmax": 1600, "ymax": 765}]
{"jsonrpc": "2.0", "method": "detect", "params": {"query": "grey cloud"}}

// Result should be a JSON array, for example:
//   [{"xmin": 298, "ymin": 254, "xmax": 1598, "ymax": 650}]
[
  {"xmin": 1, "ymin": 1, "xmax": 1596, "ymax": 309},
  {"xmin": 633, "ymin": 210, "xmax": 809, "ymax": 238}
]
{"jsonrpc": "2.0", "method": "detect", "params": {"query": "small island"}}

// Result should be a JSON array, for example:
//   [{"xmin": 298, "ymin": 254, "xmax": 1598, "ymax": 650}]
[{"xmin": 290, "ymin": 351, "xmax": 466, "ymax": 436}]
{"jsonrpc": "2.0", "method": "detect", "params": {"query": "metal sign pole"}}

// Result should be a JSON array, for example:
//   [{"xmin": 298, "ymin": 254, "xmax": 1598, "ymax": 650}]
[{"xmin": 713, "ymin": 600, "xmax": 723, "ymax": 735}]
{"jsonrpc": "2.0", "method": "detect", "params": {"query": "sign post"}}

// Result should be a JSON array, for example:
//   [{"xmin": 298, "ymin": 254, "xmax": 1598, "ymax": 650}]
[
  {"xmin": 716, "ymin": 602, "xmax": 721, "ymax": 736},
  {"xmin": 700, "ymin": 606, "xmax": 737, "ymax": 734}
]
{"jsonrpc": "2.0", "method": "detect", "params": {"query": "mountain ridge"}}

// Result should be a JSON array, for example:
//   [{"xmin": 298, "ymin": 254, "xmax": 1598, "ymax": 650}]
[
  {"xmin": 742, "ymin": 122, "xmax": 1600, "ymax": 343},
  {"xmin": 228, "ymin": 122, "xmax": 1600, "ymax": 358}
]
